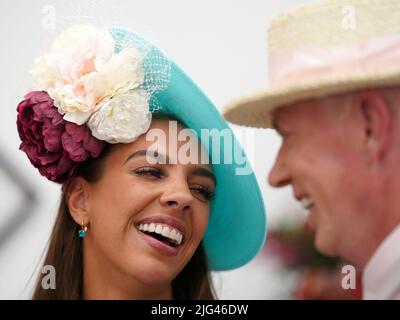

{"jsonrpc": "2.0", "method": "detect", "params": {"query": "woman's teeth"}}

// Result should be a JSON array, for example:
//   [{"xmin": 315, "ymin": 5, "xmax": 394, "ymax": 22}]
[
  {"xmin": 301, "ymin": 197, "xmax": 315, "ymax": 210},
  {"xmin": 137, "ymin": 223, "xmax": 183, "ymax": 245}
]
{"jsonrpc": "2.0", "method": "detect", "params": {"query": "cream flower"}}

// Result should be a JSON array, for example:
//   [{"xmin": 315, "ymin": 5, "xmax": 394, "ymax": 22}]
[
  {"xmin": 31, "ymin": 25, "xmax": 144, "ymax": 125},
  {"xmin": 87, "ymin": 90, "xmax": 152, "ymax": 144}
]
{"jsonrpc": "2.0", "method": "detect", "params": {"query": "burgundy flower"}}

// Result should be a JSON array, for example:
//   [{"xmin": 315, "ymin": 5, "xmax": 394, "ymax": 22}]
[
  {"xmin": 62, "ymin": 122, "xmax": 104, "ymax": 162},
  {"xmin": 16, "ymin": 91, "xmax": 105, "ymax": 183}
]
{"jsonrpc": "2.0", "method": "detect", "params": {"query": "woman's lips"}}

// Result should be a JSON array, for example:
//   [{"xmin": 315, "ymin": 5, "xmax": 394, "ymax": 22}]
[
  {"xmin": 135, "ymin": 226, "xmax": 181, "ymax": 256},
  {"xmin": 136, "ymin": 215, "xmax": 186, "ymax": 241}
]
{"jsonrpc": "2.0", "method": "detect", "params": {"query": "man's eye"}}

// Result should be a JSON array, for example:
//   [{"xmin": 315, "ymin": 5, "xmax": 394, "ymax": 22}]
[
  {"xmin": 133, "ymin": 167, "xmax": 163, "ymax": 178},
  {"xmin": 190, "ymin": 185, "xmax": 215, "ymax": 202}
]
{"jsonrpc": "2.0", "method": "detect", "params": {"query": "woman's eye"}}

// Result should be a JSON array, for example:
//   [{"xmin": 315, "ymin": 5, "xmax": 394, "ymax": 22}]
[
  {"xmin": 133, "ymin": 167, "xmax": 163, "ymax": 179},
  {"xmin": 190, "ymin": 185, "xmax": 215, "ymax": 202}
]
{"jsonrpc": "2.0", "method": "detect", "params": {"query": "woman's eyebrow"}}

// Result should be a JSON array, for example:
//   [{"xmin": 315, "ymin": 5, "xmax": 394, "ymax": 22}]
[
  {"xmin": 124, "ymin": 151, "xmax": 216, "ymax": 185},
  {"xmin": 190, "ymin": 167, "xmax": 216, "ymax": 186},
  {"xmin": 124, "ymin": 149, "xmax": 169, "ymax": 164}
]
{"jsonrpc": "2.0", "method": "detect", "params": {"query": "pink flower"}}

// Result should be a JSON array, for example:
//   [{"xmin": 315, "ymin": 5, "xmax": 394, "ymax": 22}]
[{"xmin": 17, "ymin": 91, "xmax": 105, "ymax": 183}]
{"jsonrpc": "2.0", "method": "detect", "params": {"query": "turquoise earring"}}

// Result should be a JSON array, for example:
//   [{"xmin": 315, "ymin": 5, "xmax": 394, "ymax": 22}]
[{"xmin": 79, "ymin": 221, "xmax": 88, "ymax": 238}]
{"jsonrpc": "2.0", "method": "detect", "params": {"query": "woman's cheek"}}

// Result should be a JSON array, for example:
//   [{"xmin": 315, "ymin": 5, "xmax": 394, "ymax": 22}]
[{"xmin": 193, "ymin": 208, "xmax": 210, "ymax": 242}]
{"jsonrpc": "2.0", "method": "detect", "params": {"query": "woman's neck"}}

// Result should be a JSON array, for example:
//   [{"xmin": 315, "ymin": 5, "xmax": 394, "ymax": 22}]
[{"xmin": 82, "ymin": 241, "xmax": 173, "ymax": 300}]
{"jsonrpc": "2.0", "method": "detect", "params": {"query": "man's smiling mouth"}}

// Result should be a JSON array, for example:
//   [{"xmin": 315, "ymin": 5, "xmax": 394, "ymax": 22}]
[{"xmin": 301, "ymin": 197, "xmax": 315, "ymax": 210}]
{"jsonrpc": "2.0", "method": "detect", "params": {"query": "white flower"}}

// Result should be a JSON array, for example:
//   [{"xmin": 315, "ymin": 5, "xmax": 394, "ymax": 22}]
[
  {"xmin": 31, "ymin": 24, "xmax": 144, "ymax": 125},
  {"xmin": 87, "ymin": 90, "xmax": 152, "ymax": 144},
  {"xmin": 31, "ymin": 25, "xmax": 114, "ymax": 88}
]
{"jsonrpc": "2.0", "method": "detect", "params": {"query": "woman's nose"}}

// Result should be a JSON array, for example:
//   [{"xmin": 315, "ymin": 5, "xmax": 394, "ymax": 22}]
[{"xmin": 159, "ymin": 181, "xmax": 194, "ymax": 212}]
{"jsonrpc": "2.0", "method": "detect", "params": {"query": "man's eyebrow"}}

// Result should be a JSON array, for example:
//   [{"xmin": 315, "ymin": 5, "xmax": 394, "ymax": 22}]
[
  {"xmin": 189, "ymin": 167, "xmax": 217, "ymax": 186},
  {"xmin": 124, "ymin": 149, "xmax": 169, "ymax": 164},
  {"xmin": 272, "ymin": 116, "xmax": 282, "ymax": 133}
]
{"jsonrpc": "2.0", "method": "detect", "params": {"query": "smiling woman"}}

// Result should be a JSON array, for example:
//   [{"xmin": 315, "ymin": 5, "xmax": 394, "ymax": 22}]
[
  {"xmin": 17, "ymin": 25, "xmax": 267, "ymax": 299},
  {"xmin": 32, "ymin": 118, "xmax": 217, "ymax": 299}
]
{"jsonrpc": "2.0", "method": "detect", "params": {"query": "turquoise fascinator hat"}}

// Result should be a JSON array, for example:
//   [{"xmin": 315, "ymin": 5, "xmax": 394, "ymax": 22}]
[{"xmin": 16, "ymin": 25, "xmax": 267, "ymax": 270}]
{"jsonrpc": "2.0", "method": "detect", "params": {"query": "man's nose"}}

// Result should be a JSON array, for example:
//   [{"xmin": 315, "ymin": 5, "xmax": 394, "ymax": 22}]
[
  {"xmin": 268, "ymin": 150, "xmax": 291, "ymax": 188},
  {"xmin": 159, "ymin": 180, "xmax": 194, "ymax": 212}
]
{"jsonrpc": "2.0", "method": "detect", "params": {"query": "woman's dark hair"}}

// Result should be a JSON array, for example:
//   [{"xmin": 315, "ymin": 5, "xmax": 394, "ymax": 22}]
[{"xmin": 32, "ymin": 142, "xmax": 215, "ymax": 299}]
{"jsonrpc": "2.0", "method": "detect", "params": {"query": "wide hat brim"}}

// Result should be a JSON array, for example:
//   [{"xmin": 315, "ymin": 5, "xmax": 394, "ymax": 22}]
[
  {"xmin": 112, "ymin": 27, "xmax": 267, "ymax": 271},
  {"xmin": 223, "ymin": 69, "xmax": 400, "ymax": 128}
]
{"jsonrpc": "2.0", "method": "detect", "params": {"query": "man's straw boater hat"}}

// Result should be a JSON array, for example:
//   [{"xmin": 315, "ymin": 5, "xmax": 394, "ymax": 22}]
[{"xmin": 223, "ymin": 0, "xmax": 400, "ymax": 128}]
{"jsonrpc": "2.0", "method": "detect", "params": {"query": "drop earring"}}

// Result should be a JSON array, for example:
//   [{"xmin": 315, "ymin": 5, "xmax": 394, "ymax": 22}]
[{"xmin": 78, "ymin": 221, "xmax": 88, "ymax": 238}]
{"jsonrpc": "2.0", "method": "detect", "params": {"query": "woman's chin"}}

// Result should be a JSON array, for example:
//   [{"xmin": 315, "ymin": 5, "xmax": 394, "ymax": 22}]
[{"xmin": 126, "ymin": 256, "xmax": 179, "ymax": 285}]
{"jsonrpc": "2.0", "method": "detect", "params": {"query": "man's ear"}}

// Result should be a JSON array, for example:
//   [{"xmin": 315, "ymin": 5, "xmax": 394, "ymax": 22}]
[
  {"xmin": 353, "ymin": 90, "xmax": 391, "ymax": 161},
  {"xmin": 66, "ymin": 177, "xmax": 91, "ymax": 226}
]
